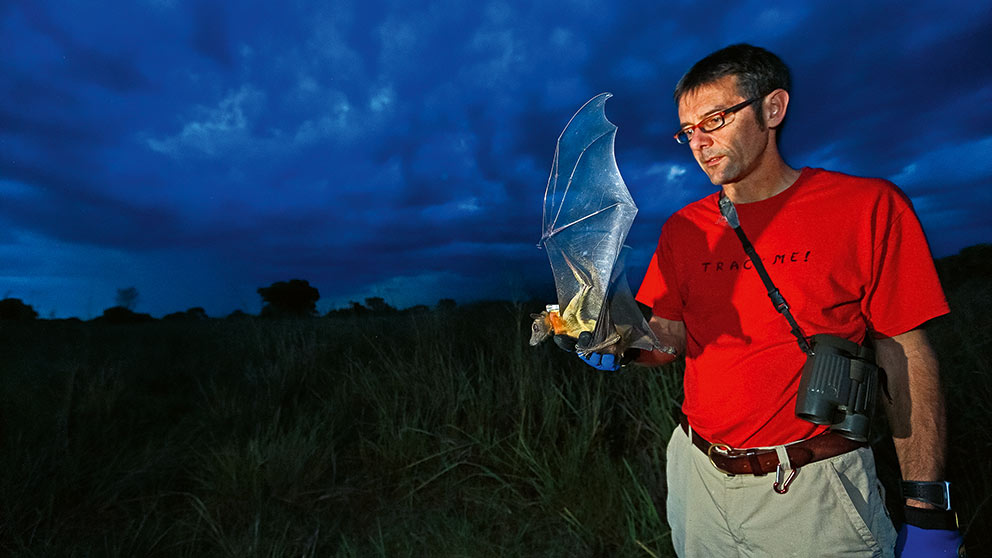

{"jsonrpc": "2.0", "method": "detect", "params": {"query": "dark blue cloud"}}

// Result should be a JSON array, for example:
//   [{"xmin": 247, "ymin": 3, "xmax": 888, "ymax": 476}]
[
  {"xmin": 191, "ymin": 1, "xmax": 233, "ymax": 67},
  {"xmin": 0, "ymin": 0, "xmax": 989, "ymax": 318},
  {"xmin": 13, "ymin": 0, "xmax": 150, "ymax": 92}
]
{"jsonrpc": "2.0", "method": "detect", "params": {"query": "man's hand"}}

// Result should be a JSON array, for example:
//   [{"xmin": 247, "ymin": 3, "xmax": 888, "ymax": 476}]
[
  {"xmin": 568, "ymin": 332, "xmax": 623, "ymax": 371},
  {"xmin": 895, "ymin": 524, "xmax": 964, "ymax": 557},
  {"xmin": 551, "ymin": 333, "xmax": 621, "ymax": 371},
  {"xmin": 572, "ymin": 315, "xmax": 687, "ymax": 369},
  {"xmin": 577, "ymin": 351, "xmax": 621, "ymax": 371}
]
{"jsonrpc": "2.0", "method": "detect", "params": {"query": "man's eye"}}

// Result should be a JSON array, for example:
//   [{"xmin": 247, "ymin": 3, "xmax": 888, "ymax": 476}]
[{"xmin": 702, "ymin": 114, "xmax": 724, "ymax": 131}]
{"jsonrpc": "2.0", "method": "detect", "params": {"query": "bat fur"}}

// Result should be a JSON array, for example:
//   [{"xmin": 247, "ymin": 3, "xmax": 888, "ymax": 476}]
[{"xmin": 529, "ymin": 253, "xmax": 621, "ymax": 354}]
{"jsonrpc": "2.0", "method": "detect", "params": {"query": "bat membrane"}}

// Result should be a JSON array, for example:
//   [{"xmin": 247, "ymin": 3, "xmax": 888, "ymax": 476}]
[{"xmin": 536, "ymin": 93, "xmax": 662, "ymax": 356}]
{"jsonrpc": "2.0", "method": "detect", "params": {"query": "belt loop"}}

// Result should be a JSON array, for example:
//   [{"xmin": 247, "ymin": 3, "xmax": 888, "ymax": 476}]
[
  {"xmin": 773, "ymin": 445, "xmax": 799, "ymax": 494},
  {"xmin": 745, "ymin": 449, "xmax": 766, "ymax": 476},
  {"xmin": 775, "ymin": 445, "xmax": 792, "ymax": 471}
]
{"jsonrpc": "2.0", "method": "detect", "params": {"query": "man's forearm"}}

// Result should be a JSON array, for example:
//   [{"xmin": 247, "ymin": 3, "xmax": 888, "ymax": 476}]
[{"xmin": 876, "ymin": 328, "xmax": 948, "ymax": 508}]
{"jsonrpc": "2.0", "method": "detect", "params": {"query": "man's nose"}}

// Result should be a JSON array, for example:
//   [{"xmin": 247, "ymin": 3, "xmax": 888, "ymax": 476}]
[{"xmin": 689, "ymin": 128, "xmax": 713, "ymax": 150}]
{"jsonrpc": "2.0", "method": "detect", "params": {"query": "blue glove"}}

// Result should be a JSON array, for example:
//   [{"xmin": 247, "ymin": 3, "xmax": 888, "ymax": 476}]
[
  {"xmin": 578, "ymin": 351, "xmax": 621, "ymax": 371},
  {"xmin": 572, "ymin": 332, "xmax": 629, "ymax": 371},
  {"xmin": 895, "ymin": 519, "xmax": 964, "ymax": 557}
]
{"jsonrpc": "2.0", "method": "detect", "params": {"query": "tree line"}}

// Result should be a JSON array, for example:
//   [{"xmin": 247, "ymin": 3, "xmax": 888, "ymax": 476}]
[{"xmin": 0, "ymin": 278, "xmax": 459, "ymax": 323}]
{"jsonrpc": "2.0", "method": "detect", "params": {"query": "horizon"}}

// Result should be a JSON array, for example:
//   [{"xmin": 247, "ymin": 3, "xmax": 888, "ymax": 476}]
[{"xmin": 4, "ymin": 240, "xmax": 987, "ymax": 321}]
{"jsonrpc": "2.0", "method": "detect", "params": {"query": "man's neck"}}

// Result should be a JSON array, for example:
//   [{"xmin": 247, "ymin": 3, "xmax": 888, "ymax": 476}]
[{"xmin": 721, "ymin": 156, "xmax": 801, "ymax": 204}]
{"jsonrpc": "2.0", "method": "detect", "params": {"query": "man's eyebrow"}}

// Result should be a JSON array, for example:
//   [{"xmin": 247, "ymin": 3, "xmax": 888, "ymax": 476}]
[{"xmin": 679, "ymin": 105, "xmax": 726, "ymax": 128}]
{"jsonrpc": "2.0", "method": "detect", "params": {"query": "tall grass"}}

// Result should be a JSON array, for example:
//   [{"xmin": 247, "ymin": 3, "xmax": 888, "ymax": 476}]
[
  {"xmin": 0, "ymin": 303, "xmax": 683, "ymax": 557},
  {"xmin": 0, "ymin": 277, "xmax": 988, "ymax": 556}
]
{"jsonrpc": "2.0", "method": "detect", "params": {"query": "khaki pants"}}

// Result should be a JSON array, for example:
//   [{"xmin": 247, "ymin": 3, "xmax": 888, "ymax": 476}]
[{"xmin": 666, "ymin": 426, "xmax": 897, "ymax": 557}]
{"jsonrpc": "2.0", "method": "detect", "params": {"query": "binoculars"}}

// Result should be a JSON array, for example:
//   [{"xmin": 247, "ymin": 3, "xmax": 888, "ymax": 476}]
[{"xmin": 795, "ymin": 334, "xmax": 880, "ymax": 442}]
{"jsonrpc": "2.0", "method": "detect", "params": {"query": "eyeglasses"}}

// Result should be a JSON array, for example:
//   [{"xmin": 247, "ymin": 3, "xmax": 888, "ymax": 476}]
[{"xmin": 674, "ymin": 96, "xmax": 762, "ymax": 144}]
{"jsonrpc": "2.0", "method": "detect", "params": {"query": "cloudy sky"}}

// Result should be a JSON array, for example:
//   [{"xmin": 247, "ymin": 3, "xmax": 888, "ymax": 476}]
[{"xmin": 2, "ymin": 0, "xmax": 990, "ymax": 319}]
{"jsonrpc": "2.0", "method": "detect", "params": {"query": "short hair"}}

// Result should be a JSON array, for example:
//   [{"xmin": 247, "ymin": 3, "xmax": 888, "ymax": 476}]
[{"xmin": 673, "ymin": 44, "xmax": 791, "ymax": 128}]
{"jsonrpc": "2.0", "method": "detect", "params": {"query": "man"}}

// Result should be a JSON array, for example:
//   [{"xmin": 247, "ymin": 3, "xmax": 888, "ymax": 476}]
[{"xmin": 577, "ymin": 44, "xmax": 964, "ymax": 557}]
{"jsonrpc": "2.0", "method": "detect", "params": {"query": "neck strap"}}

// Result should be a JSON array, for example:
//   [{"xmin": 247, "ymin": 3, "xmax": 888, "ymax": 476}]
[{"xmin": 718, "ymin": 193, "xmax": 813, "ymax": 355}]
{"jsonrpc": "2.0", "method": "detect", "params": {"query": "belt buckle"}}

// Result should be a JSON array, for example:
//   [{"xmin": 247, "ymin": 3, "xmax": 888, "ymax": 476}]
[{"xmin": 706, "ymin": 442, "xmax": 736, "ymax": 475}]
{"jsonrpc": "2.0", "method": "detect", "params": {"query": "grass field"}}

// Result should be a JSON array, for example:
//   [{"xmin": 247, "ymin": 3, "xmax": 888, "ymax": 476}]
[{"xmin": 1, "ymin": 260, "xmax": 989, "ymax": 556}]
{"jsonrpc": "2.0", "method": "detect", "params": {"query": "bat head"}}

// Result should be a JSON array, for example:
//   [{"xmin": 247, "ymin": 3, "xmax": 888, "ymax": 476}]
[{"xmin": 529, "ymin": 311, "xmax": 554, "ymax": 346}]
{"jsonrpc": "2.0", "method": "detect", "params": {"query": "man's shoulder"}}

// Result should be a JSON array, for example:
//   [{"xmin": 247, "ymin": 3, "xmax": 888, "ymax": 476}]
[
  {"xmin": 799, "ymin": 168, "xmax": 920, "ymax": 227},
  {"xmin": 805, "ymin": 167, "xmax": 906, "ymax": 199}
]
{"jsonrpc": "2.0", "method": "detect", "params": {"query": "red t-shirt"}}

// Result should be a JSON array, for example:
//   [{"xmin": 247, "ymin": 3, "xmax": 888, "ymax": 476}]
[{"xmin": 636, "ymin": 167, "xmax": 949, "ymax": 448}]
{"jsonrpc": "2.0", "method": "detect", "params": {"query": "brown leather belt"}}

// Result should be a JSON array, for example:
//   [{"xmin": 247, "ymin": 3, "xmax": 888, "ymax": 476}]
[{"xmin": 679, "ymin": 415, "xmax": 866, "ymax": 476}]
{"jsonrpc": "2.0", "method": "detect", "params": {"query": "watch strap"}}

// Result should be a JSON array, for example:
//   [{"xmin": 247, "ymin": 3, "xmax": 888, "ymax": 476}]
[{"xmin": 901, "ymin": 480, "xmax": 952, "ymax": 511}]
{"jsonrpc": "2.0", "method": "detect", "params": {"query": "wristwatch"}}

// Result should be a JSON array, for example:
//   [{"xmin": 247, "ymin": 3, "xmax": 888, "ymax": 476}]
[{"xmin": 901, "ymin": 480, "xmax": 952, "ymax": 511}]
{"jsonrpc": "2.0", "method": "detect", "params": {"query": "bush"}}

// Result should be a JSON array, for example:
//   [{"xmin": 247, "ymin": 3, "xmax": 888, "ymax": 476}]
[
  {"xmin": 258, "ymin": 279, "xmax": 320, "ymax": 318},
  {"xmin": 94, "ymin": 306, "xmax": 154, "ymax": 324},
  {"xmin": 0, "ymin": 298, "xmax": 38, "ymax": 321}
]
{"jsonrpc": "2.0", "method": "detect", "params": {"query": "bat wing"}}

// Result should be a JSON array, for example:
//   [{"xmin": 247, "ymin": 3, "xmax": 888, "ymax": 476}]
[{"xmin": 540, "ymin": 93, "xmax": 661, "ymax": 353}]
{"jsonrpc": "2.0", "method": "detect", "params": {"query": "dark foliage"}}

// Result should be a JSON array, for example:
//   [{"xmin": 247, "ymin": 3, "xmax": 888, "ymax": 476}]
[
  {"xmin": 364, "ymin": 296, "xmax": 396, "ymax": 313},
  {"xmin": 92, "ymin": 306, "xmax": 154, "ymax": 324},
  {"xmin": 257, "ymin": 279, "xmax": 320, "ymax": 318},
  {"xmin": 934, "ymin": 243, "xmax": 992, "ymax": 292},
  {"xmin": 225, "ymin": 309, "xmax": 251, "ymax": 320},
  {"xmin": 162, "ymin": 307, "xmax": 209, "ymax": 321},
  {"xmin": 0, "ymin": 298, "xmax": 38, "ymax": 321}
]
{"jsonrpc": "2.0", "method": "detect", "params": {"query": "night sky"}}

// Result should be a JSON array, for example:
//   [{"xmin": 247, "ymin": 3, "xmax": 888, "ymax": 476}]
[{"xmin": 3, "ymin": 1, "xmax": 990, "ymax": 319}]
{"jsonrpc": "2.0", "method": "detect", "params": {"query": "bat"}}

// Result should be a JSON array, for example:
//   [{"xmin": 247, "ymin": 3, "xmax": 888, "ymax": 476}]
[{"xmin": 530, "ymin": 93, "xmax": 662, "ymax": 357}]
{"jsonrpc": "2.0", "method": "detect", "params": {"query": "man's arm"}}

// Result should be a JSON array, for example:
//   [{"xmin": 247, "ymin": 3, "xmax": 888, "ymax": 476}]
[
  {"xmin": 633, "ymin": 315, "xmax": 687, "ymax": 367},
  {"xmin": 875, "ymin": 327, "xmax": 947, "ymax": 509}
]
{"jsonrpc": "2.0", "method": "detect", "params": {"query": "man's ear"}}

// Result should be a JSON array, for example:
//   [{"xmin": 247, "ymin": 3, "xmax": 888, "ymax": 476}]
[{"xmin": 763, "ymin": 88, "xmax": 789, "ymax": 128}]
